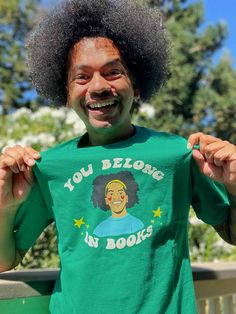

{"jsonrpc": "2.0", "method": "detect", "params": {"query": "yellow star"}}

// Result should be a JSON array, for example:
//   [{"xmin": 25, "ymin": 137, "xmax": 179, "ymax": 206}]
[
  {"xmin": 74, "ymin": 217, "xmax": 85, "ymax": 228},
  {"xmin": 153, "ymin": 207, "xmax": 162, "ymax": 218}
]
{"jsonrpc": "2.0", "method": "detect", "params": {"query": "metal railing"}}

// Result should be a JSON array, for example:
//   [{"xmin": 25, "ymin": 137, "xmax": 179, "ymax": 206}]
[
  {"xmin": 0, "ymin": 263, "xmax": 236, "ymax": 314},
  {"xmin": 192, "ymin": 263, "xmax": 236, "ymax": 314}
]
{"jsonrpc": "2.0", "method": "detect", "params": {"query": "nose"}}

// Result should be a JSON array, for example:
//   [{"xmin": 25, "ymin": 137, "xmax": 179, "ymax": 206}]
[
  {"xmin": 87, "ymin": 72, "xmax": 112, "ymax": 98},
  {"xmin": 113, "ymin": 192, "xmax": 121, "ymax": 200}
]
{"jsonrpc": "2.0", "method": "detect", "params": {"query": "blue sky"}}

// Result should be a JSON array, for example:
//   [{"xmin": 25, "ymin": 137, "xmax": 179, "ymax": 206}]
[
  {"xmin": 42, "ymin": 0, "xmax": 236, "ymax": 67},
  {"xmin": 201, "ymin": 0, "xmax": 236, "ymax": 67}
]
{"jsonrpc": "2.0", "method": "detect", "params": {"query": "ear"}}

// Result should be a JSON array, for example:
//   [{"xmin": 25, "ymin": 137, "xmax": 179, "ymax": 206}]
[{"xmin": 134, "ymin": 89, "xmax": 140, "ymax": 101}]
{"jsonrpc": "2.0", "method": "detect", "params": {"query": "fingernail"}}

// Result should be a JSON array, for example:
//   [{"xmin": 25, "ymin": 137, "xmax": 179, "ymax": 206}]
[
  {"xmin": 12, "ymin": 168, "xmax": 19, "ymax": 174},
  {"xmin": 20, "ymin": 164, "xmax": 26, "ymax": 171},
  {"xmin": 187, "ymin": 143, "xmax": 192, "ymax": 149},
  {"xmin": 27, "ymin": 159, "xmax": 35, "ymax": 166},
  {"xmin": 34, "ymin": 153, "xmax": 40, "ymax": 158}
]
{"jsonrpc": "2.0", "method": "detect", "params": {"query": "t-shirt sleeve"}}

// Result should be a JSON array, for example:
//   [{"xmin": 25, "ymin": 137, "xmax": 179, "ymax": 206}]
[
  {"xmin": 14, "ymin": 177, "xmax": 53, "ymax": 251},
  {"xmin": 191, "ymin": 157, "xmax": 229, "ymax": 226}
]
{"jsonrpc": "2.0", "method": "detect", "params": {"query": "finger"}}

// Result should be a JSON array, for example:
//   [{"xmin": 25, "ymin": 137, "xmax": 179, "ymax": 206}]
[
  {"xmin": 199, "ymin": 135, "xmax": 210, "ymax": 155},
  {"xmin": 192, "ymin": 149, "xmax": 223, "ymax": 180},
  {"xmin": 199, "ymin": 135, "xmax": 222, "ymax": 155},
  {"xmin": 4, "ymin": 145, "xmax": 40, "ymax": 169},
  {"xmin": 204, "ymin": 141, "xmax": 229, "ymax": 153},
  {"xmin": 14, "ymin": 145, "xmax": 40, "ymax": 166},
  {"xmin": 213, "ymin": 144, "xmax": 236, "ymax": 162},
  {"xmin": 188, "ymin": 132, "xmax": 204, "ymax": 149},
  {"xmin": 203, "ymin": 141, "xmax": 228, "ymax": 163},
  {"xmin": 14, "ymin": 145, "xmax": 35, "ymax": 171},
  {"xmin": 213, "ymin": 159, "xmax": 224, "ymax": 167},
  {"xmin": 23, "ymin": 147, "xmax": 41, "ymax": 166},
  {"xmin": 188, "ymin": 133, "xmax": 221, "ymax": 150},
  {"xmin": 24, "ymin": 146, "xmax": 40, "ymax": 159},
  {"xmin": 2, "ymin": 146, "xmax": 26, "ymax": 171},
  {"xmin": 0, "ymin": 154, "xmax": 20, "ymax": 173}
]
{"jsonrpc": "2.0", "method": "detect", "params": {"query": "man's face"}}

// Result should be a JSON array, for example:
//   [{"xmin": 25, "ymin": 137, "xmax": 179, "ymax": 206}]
[
  {"xmin": 66, "ymin": 37, "xmax": 136, "ymax": 138},
  {"xmin": 105, "ymin": 182, "xmax": 128, "ymax": 216}
]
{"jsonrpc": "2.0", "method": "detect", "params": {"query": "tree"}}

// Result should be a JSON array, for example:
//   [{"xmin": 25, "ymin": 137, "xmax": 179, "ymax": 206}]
[
  {"xmin": 0, "ymin": 0, "xmax": 44, "ymax": 115},
  {"xmin": 136, "ymin": 0, "xmax": 236, "ymax": 144},
  {"xmin": 194, "ymin": 54, "xmax": 236, "ymax": 144}
]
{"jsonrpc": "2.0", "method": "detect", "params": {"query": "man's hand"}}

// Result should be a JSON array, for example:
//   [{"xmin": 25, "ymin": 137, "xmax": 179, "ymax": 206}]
[
  {"xmin": 0, "ymin": 145, "xmax": 40, "ymax": 211},
  {"xmin": 188, "ymin": 133, "xmax": 236, "ymax": 196}
]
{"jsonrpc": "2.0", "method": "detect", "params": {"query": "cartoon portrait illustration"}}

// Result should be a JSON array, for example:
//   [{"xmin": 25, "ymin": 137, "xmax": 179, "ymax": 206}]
[{"xmin": 92, "ymin": 171, "xmax": 144, "ymax": 237}]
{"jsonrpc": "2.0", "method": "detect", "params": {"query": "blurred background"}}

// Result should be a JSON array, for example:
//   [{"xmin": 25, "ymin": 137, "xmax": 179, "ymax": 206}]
[{"xmin": 0, "ymin": 0, "xmax": 236, "ymax": 268}]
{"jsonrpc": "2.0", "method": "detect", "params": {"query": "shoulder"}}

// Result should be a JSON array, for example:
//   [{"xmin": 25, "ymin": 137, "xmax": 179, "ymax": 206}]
[
  {"xmin": 42, "ymin": 137, "xmax": 79, "ymax": 155},
  {"xmin": 93, "ymin": 217, "xmax": 111, "ymax": 236},
  {"xmin": 36, "ymin": 137, "xmax": 80, "ymax": 162},
  {"xmin": 127, "ymin": 214, "xmax": 144, "ymax": 227},
  {"xmin": 137, "ymin": 126, "xmax": 187, "ymax": 143},
  {"xmin": 33, "ymin": 136, "xmax": 82, "ymax": 176},
  {"xmin": 136, "ymin": 126, "xmax": 189, "ymax": 154}
]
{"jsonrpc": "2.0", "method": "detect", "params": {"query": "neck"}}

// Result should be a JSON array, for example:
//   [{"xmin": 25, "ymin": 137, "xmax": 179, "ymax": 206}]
[
  {"xmin": 87, "ymin": 124, "xmax": 135, "ymax": 146},
  {"xmin": 112, "ymin": 209, "xmax": 127, "ymax": 218}
]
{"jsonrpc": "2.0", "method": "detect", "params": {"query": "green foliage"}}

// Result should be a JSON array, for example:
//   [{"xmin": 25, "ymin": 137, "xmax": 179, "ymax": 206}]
[
  {"xmin": 189, "ymin": 208, "xmax": 236, "ymax": 262},
  {"xmin": 0, "ymin": 0, "xmax": 46, "ymax": 114},
  {"xmin": 17, "ymin": 223, "xmax": 59, "ymax": 269},
  {"xmin": 0, "ymin": 107, "xmax": 85, "ymax": 269},
  {"xmin": 136, "ymin": 0, "xmax": 236, "ymax": 145}
]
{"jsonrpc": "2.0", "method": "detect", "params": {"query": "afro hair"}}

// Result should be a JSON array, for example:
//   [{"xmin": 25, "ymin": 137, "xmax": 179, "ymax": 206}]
[{"xmin": 27, "ymin": 0, "xmax": 170, "ymax": 105}]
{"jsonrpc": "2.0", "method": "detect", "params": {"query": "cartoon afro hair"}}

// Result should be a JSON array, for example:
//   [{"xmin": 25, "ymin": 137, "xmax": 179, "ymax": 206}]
[
  {"xmin": 27, "ymin": 0, "xmax": 170, "ymax": 106},
  {"xmin": 92, "ymin": 171, "xmax": 139, "ymax": 211}
]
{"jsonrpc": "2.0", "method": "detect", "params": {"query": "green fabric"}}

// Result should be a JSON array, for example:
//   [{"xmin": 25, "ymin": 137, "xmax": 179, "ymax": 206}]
[{"xmin": 14, "ymin": 126, "xmax": 229, "ymax": 314}]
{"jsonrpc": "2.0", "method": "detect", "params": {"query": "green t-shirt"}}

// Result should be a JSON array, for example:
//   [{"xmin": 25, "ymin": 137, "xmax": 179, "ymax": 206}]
[{"xmin": 14, "ymin": 126, "xmax": 229, "ymax": 314}]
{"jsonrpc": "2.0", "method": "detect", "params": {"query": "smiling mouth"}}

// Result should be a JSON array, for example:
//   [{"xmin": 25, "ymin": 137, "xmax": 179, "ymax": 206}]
[{"xmin": 86, "ymin": 100, "xmax": 119, "ymax": 110}]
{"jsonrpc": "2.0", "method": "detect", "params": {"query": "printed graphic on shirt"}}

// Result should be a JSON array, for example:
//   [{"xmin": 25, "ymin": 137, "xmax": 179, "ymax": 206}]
[
  {"xmin": 91, "ymin": 171, "xmax": 144, "ymax": 237},
  {"xmin": 67, "ymin": 160, "xmax": 167, "ymax": 250},
  {"xmin": 73, "ymin": 205, "xmax": 165, "ymax": 250}
]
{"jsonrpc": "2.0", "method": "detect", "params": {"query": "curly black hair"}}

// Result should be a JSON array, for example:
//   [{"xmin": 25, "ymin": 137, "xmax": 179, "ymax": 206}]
[
  {"xmin": 92, "ymin": 171, "xmax": 139, "ymax": 211},
  {"xmin": 27, "ymin": 0, "xmax": 169, "ymax": 105}
]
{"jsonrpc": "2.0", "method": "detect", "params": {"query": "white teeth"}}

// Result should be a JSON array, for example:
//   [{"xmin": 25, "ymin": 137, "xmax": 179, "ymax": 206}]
[
  {"xmin": 88, "ymin": 101, "xmax": 116, "ymax": 109},
  {"xmin": 113, "ymin": 201, "xmax": 122, "ymax": 204}
]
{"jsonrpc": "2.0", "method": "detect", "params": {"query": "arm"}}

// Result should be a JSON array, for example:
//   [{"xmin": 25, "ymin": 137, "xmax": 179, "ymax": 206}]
[
  {"xmin": 0, "ymin": 205, "xmax": 27, "ymax": 271},
  {"xmin": 0, "ymin": 146, "xmax": 40, "ymax": 272},
  {"xmin": 188, "ymin": 133, "xmax": 236, "ymax": 245}
]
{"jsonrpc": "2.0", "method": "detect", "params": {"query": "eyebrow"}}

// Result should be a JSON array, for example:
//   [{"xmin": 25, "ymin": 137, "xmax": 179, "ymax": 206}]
[{"xmin": 71, "ymin": 59, "xmax": 125, "ymax": 73}]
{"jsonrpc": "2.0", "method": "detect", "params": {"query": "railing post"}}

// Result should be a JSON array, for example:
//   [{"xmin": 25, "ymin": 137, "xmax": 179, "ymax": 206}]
[
  {"xmin": 197, "ymin": 299, "xmax": 206, "ymax": 314},
  {"xmin": 223, "ymin": 295, "xmax": 234, "ymax": 314},
  {"xmin": 208, "ymin": 297, "xmax": 221, "ymax": 314}
]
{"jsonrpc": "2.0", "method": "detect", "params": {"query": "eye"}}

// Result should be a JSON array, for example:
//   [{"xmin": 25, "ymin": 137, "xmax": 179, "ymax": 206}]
[
  {"xmin": 104, "ymin": 69, "xmax": 122, "ymax": 79},
  {"xmin": 75, "ymin": 74, "xmax": 90, "ymax": 83}
]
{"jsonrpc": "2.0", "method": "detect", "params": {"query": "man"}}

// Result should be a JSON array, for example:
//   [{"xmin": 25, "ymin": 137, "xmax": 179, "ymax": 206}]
[{"xmin": 0, "ymin": 0, "xmax": 236, "ymax": 313}]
